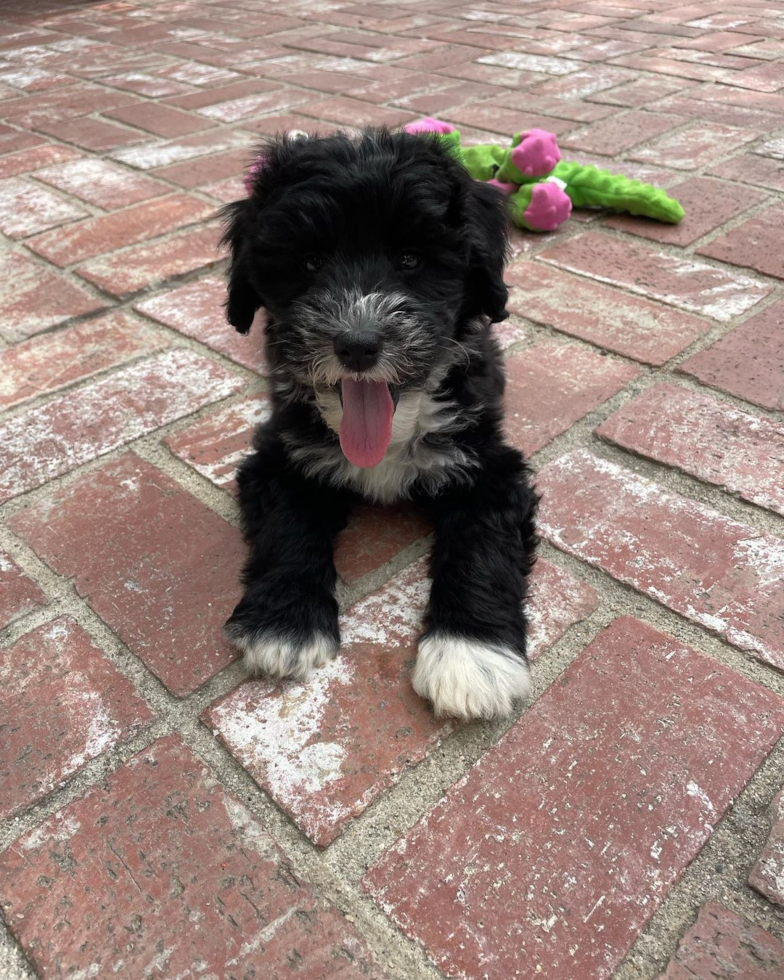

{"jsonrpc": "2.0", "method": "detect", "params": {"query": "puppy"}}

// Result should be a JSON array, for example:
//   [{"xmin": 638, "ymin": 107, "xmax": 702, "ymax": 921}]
[{"xmin": 221, "ymin": 127, "xmax": 538, "ymax": 721}]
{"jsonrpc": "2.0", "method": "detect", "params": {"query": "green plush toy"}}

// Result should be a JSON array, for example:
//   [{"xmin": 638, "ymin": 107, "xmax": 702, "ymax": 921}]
[{"xmin": 404, "ymin": 117, "xmax": 684, "ymax": 233}]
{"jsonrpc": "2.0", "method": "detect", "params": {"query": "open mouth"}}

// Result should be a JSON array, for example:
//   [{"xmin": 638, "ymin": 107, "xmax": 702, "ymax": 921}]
[{"xmin": 337, "ymin": 377, "xmax": 398, "ymax": 469}]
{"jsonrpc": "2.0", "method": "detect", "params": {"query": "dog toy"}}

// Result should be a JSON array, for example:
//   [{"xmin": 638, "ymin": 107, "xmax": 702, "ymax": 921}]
[{"xmin": 404, "ymin": 117, "xmax": 684, "ymax": 233}]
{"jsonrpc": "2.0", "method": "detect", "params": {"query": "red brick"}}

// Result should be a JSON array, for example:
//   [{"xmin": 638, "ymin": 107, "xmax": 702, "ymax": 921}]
[
  {"xmin": 630, "ymin": 121, "xmax": 758, "ymax": 170},
  {"xmin": 391, "ymin": 80, "xmax": 497, "ymax": 116},
  {"xmin": 663, "ymin": 902, "xmax": 784, "ymax": 978},
  {"xmin": 109, "ymin": 128, "xmax": 247, "ymax": 170},
  {"xmin": 0, "ymin": 617, "xmax": 153, "ymax": 820},
  {"xmin": 165, "ymin": 394, "xmax": 272, "ymax": 488},
  {"xmin": 443, "ymin": 101, "xmax": 574, "ymax": 136},
  {"xmin": 100, "ymin": 70, "xmax": 195, "ymax": 98},
  {"xmin": 749, "ymin": 790, "xmax": 784, "ymax": 907},
  {"xmin": 599, "ymin": 383, "xmax": 784, "ymax": 515},
  {"xmin": 0, "ymin": 735, "xmax": 386, "ymax": 977},
  {"xmin": 648, "ymin": 94, "xmax": 780, "ymax": 132},
  {"xmin": 164, "ymin": 77, "xmax": 283, "ymax": 111},
  {"xmin": 504, "ymin": 341, "xmax": 638, "ymax": 455},
  {"xmin": 709, "ymin": 153, "xmax": 784, "ymax": 193},
  {"xmin": 646, "ymin": 45, "xmax": 756, "ymax": 71},
  {"xmin": 11, "ymin": 455, "xmax": 244, "ymax": 695},
  {"xmin": 493, "ymin": 315, "xmax": 528, "ymax": 350},
  {"xmin": 33, "ymin": 116, "xmax": 147, "ymax": 151},
  {"xmin": 526, "ymin": 65, "xmax": 638, "ymax": 100},
  {"xmin": 692, "ymin": 86, "xmax": 784, "ymax": 115},
  {"xmin": 0, "ymin": 349, "xmax": 243, "ymax": 504},
  {"xmin": 490, "ymin": 91, "xmax": 616, "ymax": 123},
  {"xmin": 475, "ymin": 50, "xmax": 584, "ymax": 76},
  {"xmin": 0, "ymin": 130, "xmax": 46, "ymax": 156},
  {"xmin": 77, "ymin": 222, "xmax": 224, "ymax": 298},
  {"xmin": 0, "ymin": 250, "xmax": 104, "ymax": 343},
  {"xmin": 205, "ymin": 555, "xmax": 597, "ymax": 846},
  {"xmin": 537, "ymin": 450, "xmax": 784, "ymax": 669},
  {"xmin": 103, "ymin": 101, "xmax": 215, "ymax": 137},
  {"xmin": 588, "ymin": 75, "xmax": 693, "ymax": 107},
  {"xmin": 507, "ymin": 261, "xmax": 711, "ymax": 364},
  {"xmin": 200, "ymin": 173, "xmax": 245, "ymax": 202},
  {"xmin": 299, "ymin": 96, "xmax": 415, "ymax": 128},
  {"xmin": 155, "ymin": 61, "xmax": 245, "ymax": 87},
  {"xmin": 730, "ymin": 60, "xmax": 784, "ymax": 92},
  {"xmin": 0, "ymin": 310, "xmax": 165, "ymax": 409},
  {"xmin": 34, "ymin": 157, "xmax": 168, "ymax": 210},
  {"xmin": 610, "ymin": 53, "xmax": 737, "ymax": 83},
  {"xmin": 678, "ymin": 301, "xmax": 784, "ymax": 411},
  {"xmin": 676, "ymin": 31, "xmax": 757, "ymax": 51},
  {"xmin": 27, "ymin": 192, "xmax": 215, "ymax": 267},
  {"xmin": 195, "ymin": 87, "xmax": 310, "ymax": 123},
  {"xmin": 538, "ymin": 231, "xmax": 773, "ymax": 321},
  {"xmin": 0, "ymin": 142, "xmax": 81, "ymax": 179},
  {"xmin": 0, "ymin": 550, "xmax": 46, "ymax": 628},
  {"xmin": 135, "ymin": 275, "xmax": 267, "ymax": 371},
  {"xmin": 697, "ymin": 203, "xmax": 784, "ymax": 278},
  {"xmin": 152, "ymin": 147, "xmax": 251, "ymax": 189},
  {"xmin": 560, "ymin": 111, "xmax": 687, "ymax": 156},
  {"xmin": 364, "ymin": 616, "xmax": 784, "ymax": 979},
  {"xmin": 606, "ymin": 176, "xmax": 768, "ymax": 245},
  {"xmin": 0, "ymin": 66, "xmax": 74, "ymax": 93},
  {"xmin": 0, "ymin": 176, "xmax": 87, "ymax": 238},
  {"xmin": 334, "ymin": 502, "xmax": 430, "ymax": 584},
  {"xmin": 433, "ymin": 60, "xmax": 547, "ymax": 90},
  {"xmin": 288, "ymin": 33, "xmax": 441, "ymax": 64}
]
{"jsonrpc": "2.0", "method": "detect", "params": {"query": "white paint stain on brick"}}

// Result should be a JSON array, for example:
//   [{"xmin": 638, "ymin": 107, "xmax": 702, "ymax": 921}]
[
  {"xmin": 20, "ymin": 812, "xmax": 82, "ymax": 851},
  {"xmin": 478, "ymin": 51, "xmax": 582, "ymax": 75},
  {"xmin": 110, "ymin": 131, "xmax": 246, "ymax": 170},
  {"xmin": 0, "ymin": 177, "xmax": 86, "ymax": 238},
  {"xmin": 0, "ymin": 349, "xmax": 244, "ymax": 501}
]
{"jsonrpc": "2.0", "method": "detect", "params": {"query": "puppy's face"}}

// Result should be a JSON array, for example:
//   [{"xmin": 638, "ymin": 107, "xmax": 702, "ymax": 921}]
[{"xmin": 222, "ymin": 129, "xmax": 508, "ymax": 467}]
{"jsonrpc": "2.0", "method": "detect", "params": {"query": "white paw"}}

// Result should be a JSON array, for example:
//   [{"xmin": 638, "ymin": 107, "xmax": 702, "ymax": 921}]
[
  {"xmin": 227, "ymin": 628, "xmax": 338, "ymax": 681},
  {"xmin": 413, "ymin": 633, "xmax": 530, "ymax": 721}
]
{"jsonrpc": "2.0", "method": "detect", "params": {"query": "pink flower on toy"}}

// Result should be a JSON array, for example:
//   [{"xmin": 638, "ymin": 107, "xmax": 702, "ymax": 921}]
[
  {"xmin": 244, "ymin": 152, "xmax": 267, "ymax": 195},
  {"xmin": 404, "ymin": 117, "xmax": 456, "ymax": 135},
  {"xmin": 488, "ymin": 178, "xmax": 518, "ymax": 196},
  {"xmin": 511, "ymin": 128, "xmax": 561, "ymax": 179},
  {"xmin": 523, "ymin": 181, "xmax": 572, "ymax": 232}
]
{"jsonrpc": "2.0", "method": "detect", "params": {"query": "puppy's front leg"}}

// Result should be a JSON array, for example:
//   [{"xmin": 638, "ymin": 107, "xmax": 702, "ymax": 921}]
[
  {"xmin": 226, "ymin": 434, "xmax": 349, "ymax": 680},
  {"xmin": 413, "ymin": 450, "xmax": 538, "ymax": 720}
]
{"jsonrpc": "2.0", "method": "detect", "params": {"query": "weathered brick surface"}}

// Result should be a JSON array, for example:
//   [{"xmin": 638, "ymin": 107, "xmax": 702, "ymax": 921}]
[
  {"xmin": 363, "ymin": 617, "xmax": 784, "ymax": 980},
  {"xmin": 77, "ymin": 222, "xmax": 224, "ymax": 297},
  {"xmin": 599, "ymin": 383, "xmax": 784, "ymax": 515},
  {"xmin": 27, "ymin": 193, "xmax": 214, "ymax": 267},
  {"xmin": 504, "ymin": 341, "xmax": 638, "ymax": 455},
  {"xmin": 606, "ymin": 176, "xmax": 768, "ymax": 246},
  {"xmin": 10, "ymin": 454, "xmax": 244, "ymax": 696},
  {"xmin": 0, "ymin": 176, "xmax": 87, "ymax": 238},
  {"xmin": 507, "ymin": 262, "xmax": 710, "ymax": 364},
  {"xmin": 0, "ymin": 249, "xmax": 104, "ymax": 343},
  {"xmin": 33, "ymin": 157, "xmax": 168, "ymax": 209},
  {"xmin": 663, "ymin": 902, "xmax": 784, "ymax": 978},
  {"xmin": 538, "ymin": 450, "xmax": 784, "ymax": 670},
  {"xmin": 0, "ymin": 349, "xmax": 243, "ymax": 503},
  {"xmin": 206, "ymin": 556, "xmax": 597, "ymax": 846},
  {"xmin": 0, "ymin": 310, "xmax": 165, "ymax": 409},
  {"xmin": 3, "ymin": 3, "xmax": 784, "ymax": 973},
  {"xmin": 0, "ymin": 549, "xmax": 46, "ymax": 629},
  {"xmin": 135, "ymin": 275, "xmax": 267, "ymax": 371},
  {"xmin": 0, "ymin": 736, "xmax": 387, "ymax": 978},
  {"xmin": 539, "ymin": 231, "xmax": 773, "ymax": 321},
  {"xmin": 0, "ymin": 617, "xmax": 153, "ymax": 820},
  {"xmin": 697, "ymin": 203, "xmax": 784, "ymax": 279},
  {"xmin": 678, "ymin": 300, "xmax": 784, "ymax": 410},
  {"xmin": 749, "ymin": 791, "xmax": 784, "ymax": 908}
]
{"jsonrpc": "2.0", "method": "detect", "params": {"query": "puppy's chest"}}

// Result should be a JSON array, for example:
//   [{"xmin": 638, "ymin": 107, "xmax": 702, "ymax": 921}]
[{"xmin": 291, "ymin": 389, "xmax": 477, "ymax": 504}]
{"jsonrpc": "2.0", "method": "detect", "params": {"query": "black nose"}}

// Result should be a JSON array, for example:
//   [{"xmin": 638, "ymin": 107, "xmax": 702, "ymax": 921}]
[{"xmin": 334, "ymin": 330, "xmax": 382, "ymax": 373}]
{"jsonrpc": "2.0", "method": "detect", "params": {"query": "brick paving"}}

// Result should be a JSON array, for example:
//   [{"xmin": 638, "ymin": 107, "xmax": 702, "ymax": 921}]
[{"xmin": 0, "ymin": 1, "xmax": 783, "ymax": 978}]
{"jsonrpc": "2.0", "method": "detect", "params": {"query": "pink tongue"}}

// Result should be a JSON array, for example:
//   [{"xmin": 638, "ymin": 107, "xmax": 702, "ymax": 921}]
[{"xmin": 339, "ymin": 378, "xmax": 394, "ymax": 468}]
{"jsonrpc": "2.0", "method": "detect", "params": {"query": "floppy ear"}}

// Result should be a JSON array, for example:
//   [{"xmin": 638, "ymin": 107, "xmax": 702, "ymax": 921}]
[
  {"xmin": 220, "ymin": 197, "xmax": 261, "ymax": 334},
  {"xmin": 464, "ymin": 179, "xmax": 510, "ymax": 324}
]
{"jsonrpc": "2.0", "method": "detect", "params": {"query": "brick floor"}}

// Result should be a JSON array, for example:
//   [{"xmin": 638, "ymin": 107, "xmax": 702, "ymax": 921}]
[{"xmin": 1, "ymin": 2, "xmax": 783, "ymax": 978}]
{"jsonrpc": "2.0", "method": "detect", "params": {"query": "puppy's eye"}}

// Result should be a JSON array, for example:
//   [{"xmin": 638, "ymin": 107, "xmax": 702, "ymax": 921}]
[
  {"xmin": 398, "ymin": 251, "xmax": 420, "ymax": 270},
  {"xmin": 303, "ymin": 254, "xmax": 323, "ymax": 273}
]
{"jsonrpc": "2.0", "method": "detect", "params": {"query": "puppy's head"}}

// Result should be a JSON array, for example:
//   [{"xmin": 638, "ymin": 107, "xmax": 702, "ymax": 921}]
[{"xmin": 222, "ymin": 128, "xmax": 509, "ymax": 467}]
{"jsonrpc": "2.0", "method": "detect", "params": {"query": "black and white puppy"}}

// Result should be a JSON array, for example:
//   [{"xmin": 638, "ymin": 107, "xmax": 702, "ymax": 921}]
[{"xmin": 221, "ymin": 127, "xmax": 538, "ymax": 721}]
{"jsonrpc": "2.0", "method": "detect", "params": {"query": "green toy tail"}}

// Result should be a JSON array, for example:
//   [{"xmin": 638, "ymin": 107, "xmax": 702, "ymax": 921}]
[{"xmin": 553, "ymin": 160, "xmax": 684, "ymax": 224}]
